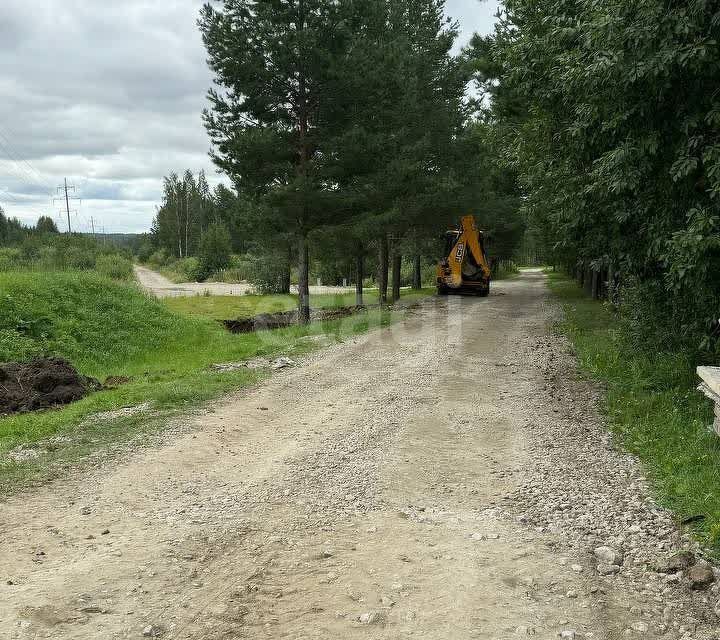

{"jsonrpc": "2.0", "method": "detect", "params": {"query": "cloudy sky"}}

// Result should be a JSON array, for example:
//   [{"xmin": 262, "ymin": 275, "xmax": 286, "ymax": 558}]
[{"xmin": 0, "ymin": 0, "xmax": 500, "ymax": 234}]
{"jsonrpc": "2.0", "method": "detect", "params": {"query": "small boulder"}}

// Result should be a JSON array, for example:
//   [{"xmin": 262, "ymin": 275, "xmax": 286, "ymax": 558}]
[
  {"xmin": 665, "ymin": 551, "xmax": 695, "ymax": 573},
  {"xmin": 142, "ymin": 625, "xmax": 164, "ymax": 637},
  {"xmin": 687, "ymin": 561, "xmax": 715, "ymax": 590},
  {"xmin": 358, "ymin": 611, "xmax": 386, "ymax": 625},
  {"xmin": 594, "ymin": 546, "xmax": 623, "ymax": 566},
  {"xmin": 630, "ymin": 621, "xmax": 648, "ymax": 633},
  {"xmin": 597, "ymin": 563, "xmax": 621, "ymax": 575}
]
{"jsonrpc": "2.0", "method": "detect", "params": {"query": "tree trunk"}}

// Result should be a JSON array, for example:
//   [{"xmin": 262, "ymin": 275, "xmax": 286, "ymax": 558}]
[
  {"xmin": 584, "ymin": 265, "xmax": 593, "ymax": 296},
  {"xmin": 280, "ymin": 242, "xmax": 291, "ymax": 294},
  {"xmin": 591, "ymin": 269, "xmax": 600, "ymax": 299},
  {"xmin": 377, "ymin": 234, "xmax": 388, "ymax": 304},
  {"xmin": 412, "ymin": 255, "xmax": 421, "ymax": 290},
  {"xmin": 298, "ymin": 234, "xmax": 310, "ymax": 324},
  {"xmin": 280, "ymin": 252, "xmax": 291, "ymax": 294},
  {"xmin": 184, "ymin": 195, "xmax": 189, "ymax": 258},
  {"xmin": 355, "ymin": 246, "xmax": 364, "ymax": 306},
  {"xmin": 176, "ymin": 199, "xmax": 183, "ymax": 258},
  {"xmin": 391, "ymin": 251, "xmax": 402, "ymax": 303}
]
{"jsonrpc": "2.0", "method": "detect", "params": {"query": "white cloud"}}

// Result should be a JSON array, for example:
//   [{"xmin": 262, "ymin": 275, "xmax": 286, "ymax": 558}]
[{"xmin": 0, "ymin": 0, "xmax": 499, "ymax": 234}]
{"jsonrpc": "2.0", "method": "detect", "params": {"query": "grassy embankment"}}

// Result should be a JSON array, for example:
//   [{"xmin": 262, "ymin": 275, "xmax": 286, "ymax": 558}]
[
  {"xmin": 547, "ymin": 272, "xmax": 720, "ymax": 553},
  {"xmin": 0, "ymin": 271, "xmax": 427, "ymax": 491}
]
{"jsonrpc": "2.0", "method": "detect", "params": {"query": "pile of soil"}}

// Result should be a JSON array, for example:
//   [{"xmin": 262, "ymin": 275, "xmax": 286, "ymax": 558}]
[
  {"xmin": 222, "ymin": 305, "xmax": 366, "ymax": 334},
  {"xmin": 0, "ymin": 357, "xmax": 101, "ymax": 416}
]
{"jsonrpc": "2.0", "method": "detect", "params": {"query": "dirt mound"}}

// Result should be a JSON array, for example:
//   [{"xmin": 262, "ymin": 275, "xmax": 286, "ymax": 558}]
[
  {"xmin": 222, "ymin": 306, "xmax": 366, "ymax": 334},
  {"xmin": 0, "ymin": 357, "xmax": 101, "ymax": 415}
]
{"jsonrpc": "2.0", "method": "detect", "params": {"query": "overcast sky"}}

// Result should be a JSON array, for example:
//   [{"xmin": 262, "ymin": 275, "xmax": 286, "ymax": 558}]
[{"xmin": 0, "ymin": 0, "xmax": 500, "ymax": 234}]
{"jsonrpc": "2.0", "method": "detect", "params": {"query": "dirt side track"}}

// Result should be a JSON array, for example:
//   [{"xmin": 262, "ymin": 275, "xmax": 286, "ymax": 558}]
[{"xmin": 1, "ymin": 272, "xmax": 717, "ymax": 639}]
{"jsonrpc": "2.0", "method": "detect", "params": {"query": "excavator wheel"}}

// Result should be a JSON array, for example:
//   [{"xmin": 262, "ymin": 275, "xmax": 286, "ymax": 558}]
[
  {"xmin": 478, "ymin": 287, "xmax": 490, "ymax": 297},
  {"xmin": 436, "ymin": 286, "xmax": 448, "ymax": 296}
]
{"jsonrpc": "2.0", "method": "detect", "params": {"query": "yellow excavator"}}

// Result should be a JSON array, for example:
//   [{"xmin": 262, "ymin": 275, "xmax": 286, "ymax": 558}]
[{"xmin": 436, "ymin": 215, "xmax": 491, "ymax": 296}]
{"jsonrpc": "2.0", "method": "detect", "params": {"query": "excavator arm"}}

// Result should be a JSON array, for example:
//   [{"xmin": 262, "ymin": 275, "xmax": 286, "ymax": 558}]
[{"xmin": 436, "ymin": 215, "xmax": 492, "ymax": 296}]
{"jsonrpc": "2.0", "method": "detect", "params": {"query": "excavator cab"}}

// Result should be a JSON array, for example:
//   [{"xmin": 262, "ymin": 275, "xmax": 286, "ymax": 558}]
[{"xmin": 436, "ymin": 215, "xmax": 491, "ymax": 296}]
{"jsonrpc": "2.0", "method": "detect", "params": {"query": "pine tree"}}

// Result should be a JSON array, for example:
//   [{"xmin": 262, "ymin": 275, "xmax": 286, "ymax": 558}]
[
  {"xmin": 35, "ymin": 216, "xmax": 59, "ymax": 234},
  {"xmin": 199, "ymin": 0, "xmax": 366, "ymax": 323}
]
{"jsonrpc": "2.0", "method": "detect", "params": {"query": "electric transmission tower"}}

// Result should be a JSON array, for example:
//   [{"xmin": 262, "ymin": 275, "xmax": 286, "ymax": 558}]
[{"xmin": 54, "ymin": 178, "xmax": 81, "ymax": 233}]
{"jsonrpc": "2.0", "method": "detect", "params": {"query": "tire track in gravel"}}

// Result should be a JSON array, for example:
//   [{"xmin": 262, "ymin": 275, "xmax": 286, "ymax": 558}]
[{"xmin": 1, "ymin": 271, "xmax": 717, "ymax": 639}]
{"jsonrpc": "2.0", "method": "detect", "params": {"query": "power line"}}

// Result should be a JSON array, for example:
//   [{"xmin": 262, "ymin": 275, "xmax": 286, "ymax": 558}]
[
  {"xmin": 0, "ymin": 136, "xmax": 53, "ymax": 193},
  {"xmin": 0, "ymin": 123, "xmax": 54, "ymax": 191},
  {"xmin": 0, "ymin": 187, "xmax": 52, "ymax": 222}
]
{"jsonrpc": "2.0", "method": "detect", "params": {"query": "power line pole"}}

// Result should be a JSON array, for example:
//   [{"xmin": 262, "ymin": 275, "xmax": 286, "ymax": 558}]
[
  {"xmin": 54, "ymin": 178, "xmax": 81, "ymax": 233},
  {"xmin": 90, "ymin": 216, "xmax": 95, "ymax": 238}
]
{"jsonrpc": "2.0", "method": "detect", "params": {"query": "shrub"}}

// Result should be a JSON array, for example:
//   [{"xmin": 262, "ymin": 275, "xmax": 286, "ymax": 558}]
[
  {"xmin": 136, "ymin": 241, "xmax": 154, "ymax": 263},
  {"xmin": 174, "ymin": 257, "xmax": 202, "ymax": 282},
  {"xmin": 63, "ymin": 246, "xmax": 95, "ymax": 270},
  {"xmin": 148, "ymin": 249, "xmax": 170, "ymax": 268},
  {"xmin": 36, "ymin": 246, "xmax": 60, "ymax": 270},
  {"xmin": 0, "ymin": 248, "xmax": 23, "ymax": 271},
  {"xmin": 248, "ymin": 258, "xmax": 291, "ymax": 293},
  {"xmin": 198, "ymin": 223, "xmax": 231, "ymax": 281},
  {"xmin": 95, "ymin": 254, "xmax": 134, "ymax": 280}
]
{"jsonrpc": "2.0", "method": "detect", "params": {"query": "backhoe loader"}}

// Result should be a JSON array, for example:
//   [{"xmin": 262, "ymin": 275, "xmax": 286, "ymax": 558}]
[{"xmin": 436, "ymin": 215, "xmax": 491, "ymax": 296}]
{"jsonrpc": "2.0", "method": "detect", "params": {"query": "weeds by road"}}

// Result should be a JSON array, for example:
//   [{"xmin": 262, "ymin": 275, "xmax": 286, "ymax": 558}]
[
  {"xmin": 548, "ymin": 272, "xmax": 720, "ymax": 554},
  {"xmin": 0, "ymin": 271, "xmax": 426, "ymax": 492}
]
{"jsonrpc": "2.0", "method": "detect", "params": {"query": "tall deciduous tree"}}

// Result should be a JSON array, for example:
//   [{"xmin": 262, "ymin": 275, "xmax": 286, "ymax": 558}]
[{"xmin": 484, "ymin": 0, "xmax": 720, "ymax": 354}]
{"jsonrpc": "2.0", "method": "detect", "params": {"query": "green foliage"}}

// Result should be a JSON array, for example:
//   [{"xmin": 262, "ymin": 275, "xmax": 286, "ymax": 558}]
[
  {"xmin": 484, "ymin": 0, "xmax": 720, "ymax": 356},
  {"xmin": 0, "ymin": 208, "xmax": 28, "ymax": 245},
  {"xmin": 0, "ymin": 229, "xmax": 133, "ymax": 277},
  {"xmin": 147, "ymin": 248, "xmax": 170, "ymax": 268},
  {"xmin": 35, "ymin": 216, "xmax": 58, "ymax": 234},
  {"xmin": 549, "ymin": 273, "xmax": 720, "ymax": 553},
  {"xmin": 198, "ymin": 223, "xmax": 232, "ymax": 281},
  {"xmin": 247, "ymin": 253, "xmax": 291, "ymax": 294},
  {"xmin": 151, "ymin": 170, "xmax": 213, "ymax": 259},
  {"xmin": 176, "ymin": 257, "xmax": 203, "ymax": 282},
  {"xmin": 136, "ymin": 240, "xmax": 154, "ymax": 263},
  {"xmin": 0, "ymin": 248, "xmax": 22, "ymax": 270},
  {"xmin": 94, "ymin": 254, "xmax": 133, "ymax": 280}
]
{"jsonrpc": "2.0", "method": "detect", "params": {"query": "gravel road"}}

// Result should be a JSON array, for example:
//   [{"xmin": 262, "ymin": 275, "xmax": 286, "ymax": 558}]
[
  {"xmin": 133, "ymin": 265, "xmax": 354, "ymax": 298},
  {"xmin": 2, "ymin": 271, "xmax": 718, "ymax": 639}
]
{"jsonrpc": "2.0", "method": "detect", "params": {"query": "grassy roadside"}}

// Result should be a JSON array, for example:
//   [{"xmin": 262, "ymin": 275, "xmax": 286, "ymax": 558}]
[
  {"xmin": 0, "ymin": 271, "xmax": 429, "ymax": 493},
  {"xmin": 547, "ymin": 272, "xmax": 720, "ymax": 553},
  {"xmin": 163, "ymin": 288, "xmax": 433, "ymax": 320}
]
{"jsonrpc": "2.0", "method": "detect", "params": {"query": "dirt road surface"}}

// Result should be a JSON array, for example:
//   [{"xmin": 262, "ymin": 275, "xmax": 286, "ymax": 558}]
[
  {"xmin": 133, "ymin": 265, "xmax": 354, "ymax": 298},
  {"xmin": 2, "ymin": 271, "xmax": 718, "ymax": 639}
]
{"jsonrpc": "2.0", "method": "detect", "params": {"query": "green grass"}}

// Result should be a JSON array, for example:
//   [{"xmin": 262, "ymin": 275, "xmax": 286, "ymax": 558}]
[
  {"xmin": 0, "ymin": 271, "xmax": 425, "ymax": 492},
  {"xmin": 547, "ymin": 272, "xmax": 720, "ymax": 553},
  {"xmin": 163, "ymin": 288, "xmax": 433, "ymax": 321}
]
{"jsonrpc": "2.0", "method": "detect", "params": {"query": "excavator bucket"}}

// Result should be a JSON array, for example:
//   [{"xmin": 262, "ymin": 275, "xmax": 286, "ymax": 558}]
[{"xmin": 436, "ymin": 215, "xmax": 491, "ymax": 296}]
